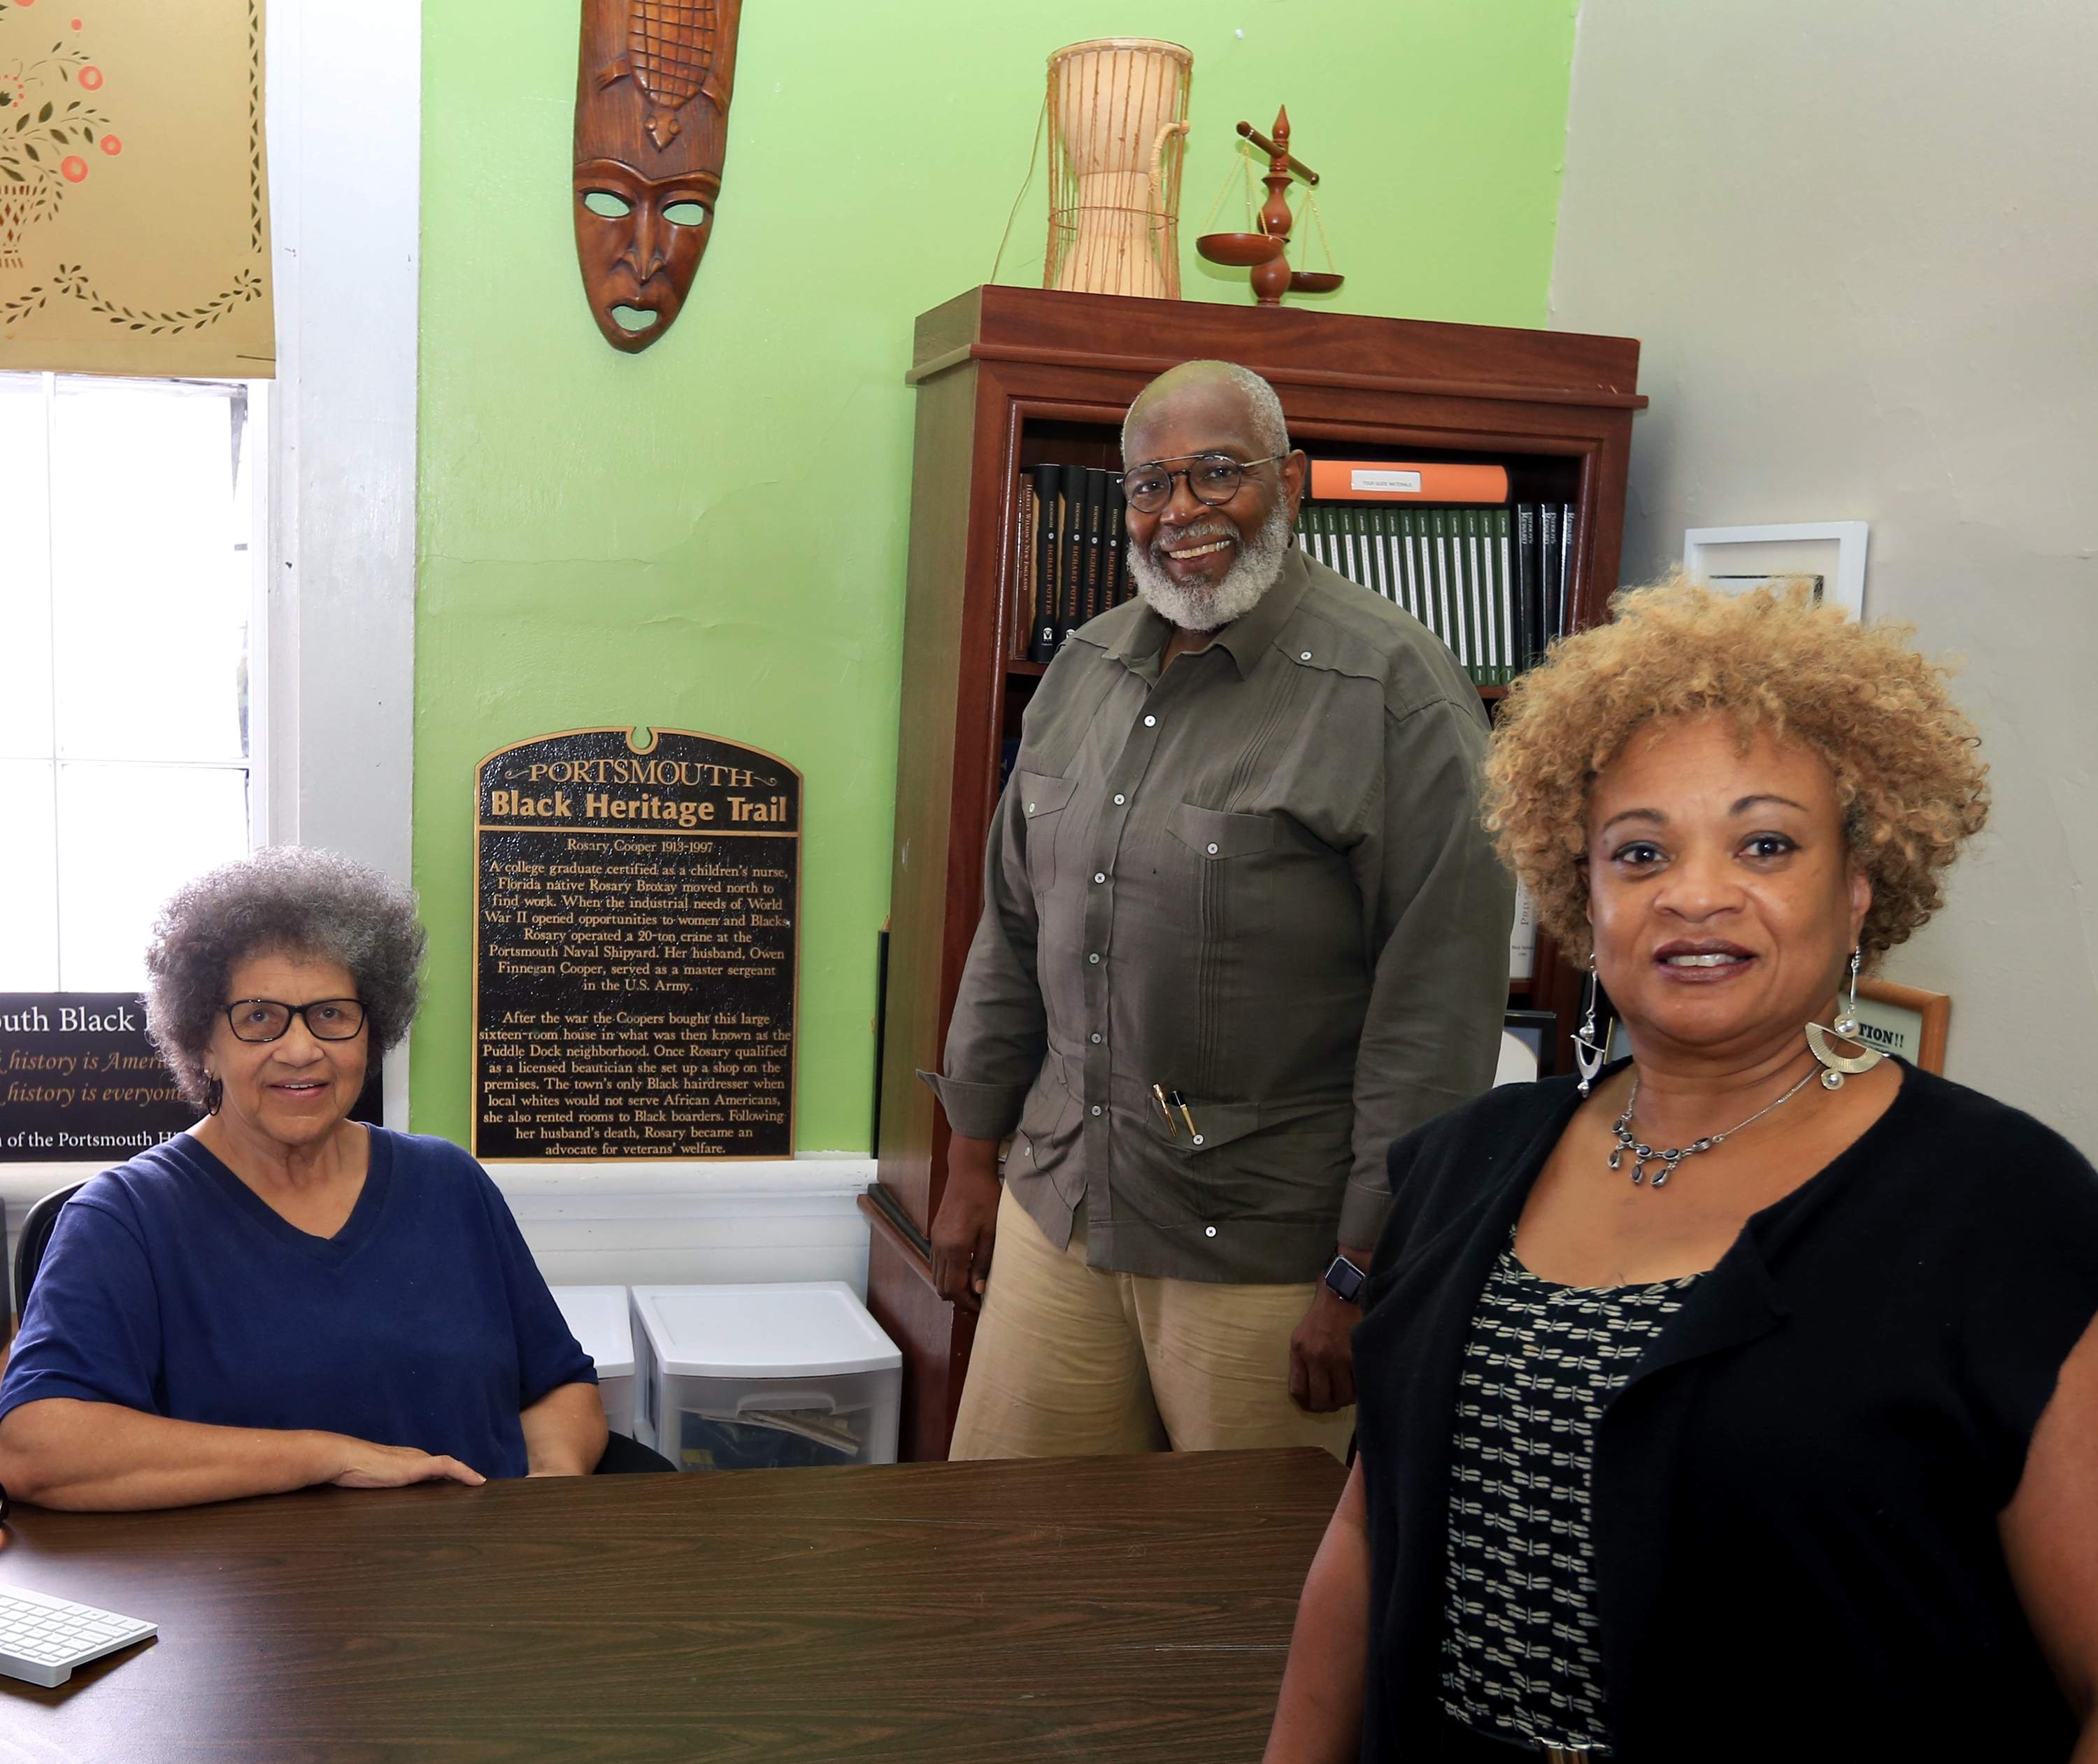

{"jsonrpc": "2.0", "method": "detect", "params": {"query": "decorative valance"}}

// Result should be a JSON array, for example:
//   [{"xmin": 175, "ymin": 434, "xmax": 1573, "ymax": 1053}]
[{"xmin": 1, "ymin": 0, "xmax": 272, "ymax": 377}]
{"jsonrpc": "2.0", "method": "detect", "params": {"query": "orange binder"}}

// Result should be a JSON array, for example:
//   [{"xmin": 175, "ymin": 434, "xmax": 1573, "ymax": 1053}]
[{"xmin": 1308, "ymin": 459, "xmax": 1509, "ymax": 504}]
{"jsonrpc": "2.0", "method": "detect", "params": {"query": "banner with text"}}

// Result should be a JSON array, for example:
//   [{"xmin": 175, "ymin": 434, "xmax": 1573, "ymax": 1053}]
[{"xmin": 0, "ymin": 992, "xmax": 184, "ymax": 1159}]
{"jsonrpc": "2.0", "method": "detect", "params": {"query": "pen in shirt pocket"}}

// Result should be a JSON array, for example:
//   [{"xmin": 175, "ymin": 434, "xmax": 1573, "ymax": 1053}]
[{"xmin": 1152, "ymin": 1084, "xmax": 1199, "ymax": 1139}]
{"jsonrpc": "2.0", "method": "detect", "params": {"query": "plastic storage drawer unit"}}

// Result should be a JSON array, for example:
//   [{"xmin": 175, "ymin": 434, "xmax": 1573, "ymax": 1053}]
[
  {"xmin": 549, "ymin": 1286, "xmax": 636, "ymax": 1438},
  {"xmin": 629, "ymin": 1282, "xmax": 902, "ymax": 1472}
]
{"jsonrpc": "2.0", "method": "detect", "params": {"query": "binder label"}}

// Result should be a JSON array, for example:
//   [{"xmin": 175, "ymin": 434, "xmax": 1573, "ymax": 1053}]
[{"xmin": 1350, "ymin": 468, "xmax": 1423, "ymax": 494}]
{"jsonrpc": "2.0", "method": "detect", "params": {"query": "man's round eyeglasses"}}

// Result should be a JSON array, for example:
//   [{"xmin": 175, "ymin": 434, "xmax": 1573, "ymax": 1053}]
[
  {"xmin": 1121, "ymin": 452, "xmax": 1288, "ymax": 516},
  {"xmin": 222, "ymin": 998, "xmax": 367, "ymax": 1043}
]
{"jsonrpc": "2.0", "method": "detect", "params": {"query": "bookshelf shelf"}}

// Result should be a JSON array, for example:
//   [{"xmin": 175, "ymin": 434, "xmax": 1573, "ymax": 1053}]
[{"xmin": 869, "ymin": 285, "xmax": 1644, "ymax": 1461}]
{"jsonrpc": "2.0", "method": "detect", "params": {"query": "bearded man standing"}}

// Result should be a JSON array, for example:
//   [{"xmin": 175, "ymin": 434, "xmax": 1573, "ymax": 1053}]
[{"xmin": 923, "ymin": 359, "xmax": 1511, "ymax": 1460}]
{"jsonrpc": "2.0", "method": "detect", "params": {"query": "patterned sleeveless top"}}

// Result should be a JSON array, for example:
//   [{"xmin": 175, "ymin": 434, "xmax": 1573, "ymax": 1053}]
[{"xmin": 1441, "ymin": 1231, "xmax": 1703, "ymax": 1754}]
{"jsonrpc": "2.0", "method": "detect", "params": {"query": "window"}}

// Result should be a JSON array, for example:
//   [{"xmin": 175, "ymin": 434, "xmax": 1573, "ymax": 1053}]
[{"xmin": 0, "ymin": 373, "xmax": 265, "ymax": 991}]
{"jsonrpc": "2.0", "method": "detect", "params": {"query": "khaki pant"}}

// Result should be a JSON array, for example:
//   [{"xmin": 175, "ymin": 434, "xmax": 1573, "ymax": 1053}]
[{"xmin": 949, "ymin": 1184, "xmax": 1354, "ymax": 1462}]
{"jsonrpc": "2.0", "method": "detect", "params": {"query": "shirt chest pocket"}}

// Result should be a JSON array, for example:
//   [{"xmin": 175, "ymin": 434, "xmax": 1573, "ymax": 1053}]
[
  {"xmin": 1163, "ymin": 803, "xmax": 1281, "ymax": 947},
  {"xmin": 1016, "ymin": 772, "xmax": 1078, "ymax": 894},
  {"xmin": 1166, "ymin": 803, "xmax": 1275, "ymax": 862}
]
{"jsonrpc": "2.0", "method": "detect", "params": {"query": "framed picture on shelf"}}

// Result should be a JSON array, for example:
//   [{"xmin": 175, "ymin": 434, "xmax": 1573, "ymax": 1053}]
[
  {"xmin": 1852, "ymin": 977, "xmax": 1950, "ymax": 1074},
  {"xmin": 1497, "ymin": 1008, "xmax": 1560, "ymax": 1085},
  {"xmin": 1683, "ymin": 522, "xmax": 1869, "ymax": 615}
]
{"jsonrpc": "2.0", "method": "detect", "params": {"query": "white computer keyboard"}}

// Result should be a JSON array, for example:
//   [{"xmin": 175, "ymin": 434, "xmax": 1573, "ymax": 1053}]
[{"xmin": 0, "ymin": 1584, "xmax": 157, "ymax": 1687}]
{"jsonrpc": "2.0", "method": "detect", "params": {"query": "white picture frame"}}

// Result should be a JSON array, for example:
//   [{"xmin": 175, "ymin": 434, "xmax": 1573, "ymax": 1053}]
[{"xmin": 1682, "ymin": 522, "xmax": 1870, "ymax": 616}]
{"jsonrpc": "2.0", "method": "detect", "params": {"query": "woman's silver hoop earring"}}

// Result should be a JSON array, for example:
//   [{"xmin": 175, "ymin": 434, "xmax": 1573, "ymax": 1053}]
[
  {"xmin": 1573, "ymin": 954, "xmax": 1608, "ymax": 1097},
  {"xmin": 204, "ymin": 1075, "xmax": 224, "ymax": 1116},
  {"xmin": 1807, "ymin": 947, "xmax": 1881, "ymax": 1091}
]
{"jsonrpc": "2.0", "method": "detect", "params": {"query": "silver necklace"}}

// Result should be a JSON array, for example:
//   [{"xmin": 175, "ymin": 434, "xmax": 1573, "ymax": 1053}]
[{"xmin": 1609, "ymin": 1068, "xmax": 1819, "ymax": 1188}]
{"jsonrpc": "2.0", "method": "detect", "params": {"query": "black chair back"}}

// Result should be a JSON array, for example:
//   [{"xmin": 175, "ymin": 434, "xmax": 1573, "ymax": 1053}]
[
  {"xmin": 13, "ymin": 1184, "xmax": 83, "ymax": 1321},
  {"xmin": 595, "ymin": 1430, "xmax": 677, "ymax": 1474}
]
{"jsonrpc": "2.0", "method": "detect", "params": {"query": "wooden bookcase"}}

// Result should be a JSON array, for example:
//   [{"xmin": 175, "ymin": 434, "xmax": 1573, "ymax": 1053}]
[{"xmin": 862, "ymin": 285, "xmax": 1646, "ymax": 1461}]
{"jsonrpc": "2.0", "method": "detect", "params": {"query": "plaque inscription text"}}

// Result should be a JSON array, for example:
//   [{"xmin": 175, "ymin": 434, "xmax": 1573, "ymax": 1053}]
[{"xmin": 473, "ymin": 729, "xmax": 799, "ymax": 1159}]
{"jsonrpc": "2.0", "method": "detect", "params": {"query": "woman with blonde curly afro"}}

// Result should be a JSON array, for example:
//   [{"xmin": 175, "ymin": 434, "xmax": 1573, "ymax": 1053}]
[{"xmin": 1268, "ymin": 579, "xmax": 2098, "ymax": 1764}]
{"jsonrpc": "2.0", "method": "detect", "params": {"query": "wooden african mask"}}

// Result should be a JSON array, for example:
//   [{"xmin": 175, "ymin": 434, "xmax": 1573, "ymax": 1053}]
[{"xmin": 573, "ymin": 0, "xmax": 743, "ymax": 352}]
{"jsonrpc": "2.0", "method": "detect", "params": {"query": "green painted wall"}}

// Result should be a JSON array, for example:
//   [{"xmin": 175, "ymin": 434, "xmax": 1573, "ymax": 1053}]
[{"xmin": 413, "ymin": 0, "xmax": 1579, "ymax": 1149}]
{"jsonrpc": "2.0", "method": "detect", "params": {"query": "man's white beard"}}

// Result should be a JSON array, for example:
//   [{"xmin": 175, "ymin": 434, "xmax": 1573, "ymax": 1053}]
[{"xmin": 1127, "ymin": 500, "xmax": 1294, "ymax": 632}]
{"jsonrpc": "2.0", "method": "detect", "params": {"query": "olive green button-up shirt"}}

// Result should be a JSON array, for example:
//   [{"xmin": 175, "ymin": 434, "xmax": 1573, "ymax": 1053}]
[{"xmin": 923, "ymin": 547, "xmax": 1513, "ymax": 1283}]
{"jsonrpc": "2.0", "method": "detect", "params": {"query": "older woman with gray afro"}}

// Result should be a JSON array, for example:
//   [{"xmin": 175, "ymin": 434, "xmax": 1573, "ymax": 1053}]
[
  {"xmin": 1267, "ymin": 580, "xmax": 2098, "ymax": 1763},
  {"xmin": 0, "ymin": 846, "xmax": 612, "ymax": 1510},
  {"xmin": 141, "ymin": 845, "xmax": 427, "ymax": 1112}
]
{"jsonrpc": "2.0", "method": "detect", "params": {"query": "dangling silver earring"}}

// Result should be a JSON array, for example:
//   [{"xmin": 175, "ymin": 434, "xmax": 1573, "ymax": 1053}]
[
  {"xmin": 1806, "ymin": 947, "xmax": 1881, "ymax": 1091},
  {"xmin": 1573, "ymin": 953, "xmax": 1608, "ymax": 1096},
  {"xmin": 1835, "ymin": 946, "xmax": 1865, "ymax": 1038}
]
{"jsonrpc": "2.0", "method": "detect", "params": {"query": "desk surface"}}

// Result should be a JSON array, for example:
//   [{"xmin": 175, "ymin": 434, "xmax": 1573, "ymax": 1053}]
[{"xmin": 0, "ymin": 1447, "xmax": 1346, "ymax": 1762}]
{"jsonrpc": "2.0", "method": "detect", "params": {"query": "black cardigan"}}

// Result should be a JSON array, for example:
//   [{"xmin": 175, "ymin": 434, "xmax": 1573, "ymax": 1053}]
[{"xmin": 1352, "ymin": 1060, "xmax": 2098, "ymax": 1763}]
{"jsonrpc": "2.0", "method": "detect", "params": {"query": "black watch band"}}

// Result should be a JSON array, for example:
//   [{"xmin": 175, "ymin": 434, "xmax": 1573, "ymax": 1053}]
[{"xmin": 1322, "ymin": 1254, "xmax": 1367, "ymax": 1305}]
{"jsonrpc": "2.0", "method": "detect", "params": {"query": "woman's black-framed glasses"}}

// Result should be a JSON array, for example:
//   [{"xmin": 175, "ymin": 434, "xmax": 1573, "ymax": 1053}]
[
  {"xmin": 1120, "ymin": 452, "xmax": 1289, "ymax": 515},
  {"xmin": 222, "ymin": 998, "xmax": 367, "ymax": 1043}
]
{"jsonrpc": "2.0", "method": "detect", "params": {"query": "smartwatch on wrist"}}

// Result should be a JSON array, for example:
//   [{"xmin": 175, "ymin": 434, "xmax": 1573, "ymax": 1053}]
[{"xmin": 1322, "ymin": 1254, "xmax": 1367, "ymax": 1305}]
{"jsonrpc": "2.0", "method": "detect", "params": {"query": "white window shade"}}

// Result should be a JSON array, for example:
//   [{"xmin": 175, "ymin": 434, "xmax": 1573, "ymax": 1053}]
[{"xmin": 48, "ymin": 381, "xmax": 252, "ymax": 763}]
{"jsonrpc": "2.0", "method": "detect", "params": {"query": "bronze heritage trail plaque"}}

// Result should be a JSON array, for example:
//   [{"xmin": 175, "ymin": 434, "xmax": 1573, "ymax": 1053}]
[{"xmin": 473, "ymin": 729, "xmax": 799, "ymax": 1159}]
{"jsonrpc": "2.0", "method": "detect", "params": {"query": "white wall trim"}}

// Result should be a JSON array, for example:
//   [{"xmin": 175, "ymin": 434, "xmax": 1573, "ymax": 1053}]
[
  {"xmin": 264, "ymin": 0, "xmax": 422, "ymax": 1128},
  {"xmin": 485, "ymin": 1155, "xmax": 877, "ymax": 1200},
  {"xmin": 1, "ymin": 1155, "xmax": 875, "ymax": 1214}
]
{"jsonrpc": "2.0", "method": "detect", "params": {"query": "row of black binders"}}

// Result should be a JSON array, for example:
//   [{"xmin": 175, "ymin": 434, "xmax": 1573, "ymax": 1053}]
[
  {"xmin": 1013, "ymin": 464, "xmax": 1582, "ymax": 688},
  {"xmin": 1020, "ymin": 464, "xmax": 1134, "ymax": 664}
]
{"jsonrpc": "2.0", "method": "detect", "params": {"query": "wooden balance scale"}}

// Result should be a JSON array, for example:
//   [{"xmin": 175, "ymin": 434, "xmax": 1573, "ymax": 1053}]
[{"xmin": 1195, "ymin": 108, "xmax": 1343, "ymax": 308}]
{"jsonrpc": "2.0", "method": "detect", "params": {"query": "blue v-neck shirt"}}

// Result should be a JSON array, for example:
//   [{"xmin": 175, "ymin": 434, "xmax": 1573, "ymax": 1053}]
[{"xmin": 0, "ymin": 1128, "xmax": 595, "ymax": 1479}]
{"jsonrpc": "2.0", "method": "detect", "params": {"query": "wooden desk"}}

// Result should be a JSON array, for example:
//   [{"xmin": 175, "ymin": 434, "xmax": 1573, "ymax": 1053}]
[{"xmin": 0, "ymin": 1448, "xmax": 1345, "ymax": 1762}]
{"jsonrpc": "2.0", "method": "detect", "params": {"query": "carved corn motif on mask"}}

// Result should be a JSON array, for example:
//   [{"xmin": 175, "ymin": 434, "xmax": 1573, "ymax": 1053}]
[{"xmin": 573, "ymin": 0, "xmax": 743, "ymax": 352}]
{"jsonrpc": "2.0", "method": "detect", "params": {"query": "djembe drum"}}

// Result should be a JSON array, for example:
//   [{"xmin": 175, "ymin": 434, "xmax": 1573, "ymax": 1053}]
[{"xmin": 1045, "ymin": 39, "xmax": 1192, "ymax": 301}]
